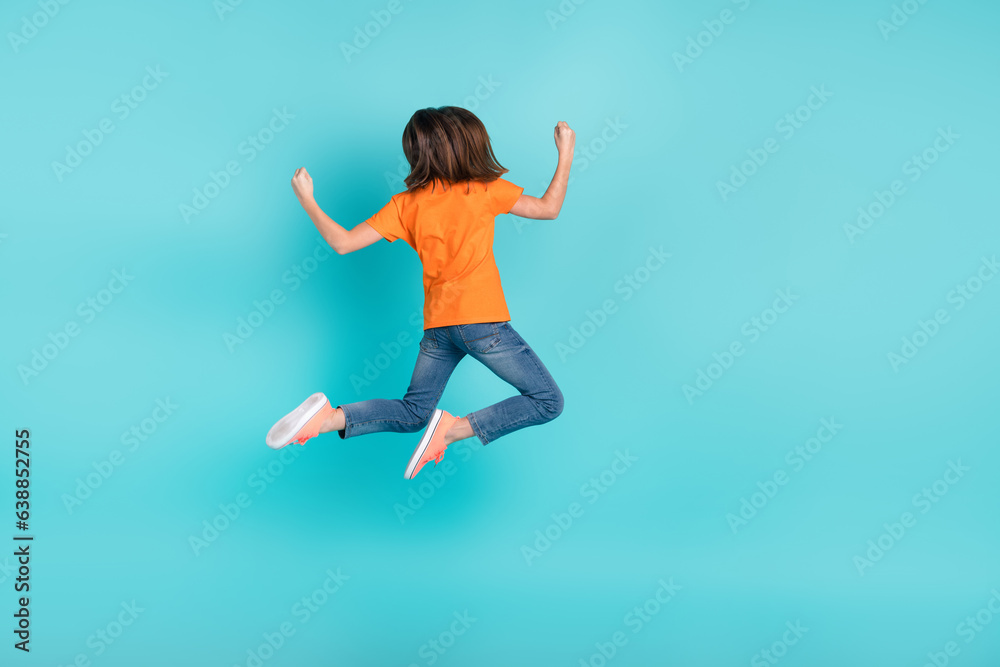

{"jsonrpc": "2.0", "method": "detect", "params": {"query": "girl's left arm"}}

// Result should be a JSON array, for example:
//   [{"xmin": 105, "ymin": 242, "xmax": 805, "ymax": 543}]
[{"xmin": 291, "ymin": 167, "xmax": 383, "ymax": 254}]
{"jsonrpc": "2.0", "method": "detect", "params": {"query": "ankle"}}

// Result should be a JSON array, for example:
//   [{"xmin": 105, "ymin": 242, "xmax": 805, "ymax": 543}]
[
  {"xmin": 444, "ymin": 417, "xmax": 468, "ymax": 445},
  {"xmin": 320, "ymin": 407, "xmax": 344, "ymax": 433}
]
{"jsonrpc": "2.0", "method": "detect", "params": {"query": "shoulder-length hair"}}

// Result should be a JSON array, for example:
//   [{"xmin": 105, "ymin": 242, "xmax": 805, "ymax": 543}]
[{"xmin": 401, "ymin": 106, "xmax": 508, "ymax": 192}]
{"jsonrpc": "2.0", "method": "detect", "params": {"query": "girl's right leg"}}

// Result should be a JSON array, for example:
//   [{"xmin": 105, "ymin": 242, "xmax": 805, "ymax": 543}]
[{"xmin": 328, "ymin": 327, "xmax": 466, "ymax": 439}]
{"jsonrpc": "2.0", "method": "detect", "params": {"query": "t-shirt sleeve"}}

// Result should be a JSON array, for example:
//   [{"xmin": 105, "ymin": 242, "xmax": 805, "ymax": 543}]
[
  {"xmin": 488, "ymin": 178, "xmax": 525, "ymax": 216},
  {"xmin": 363, "ymin": 197, "xmax": 408, "ymax": 243}
]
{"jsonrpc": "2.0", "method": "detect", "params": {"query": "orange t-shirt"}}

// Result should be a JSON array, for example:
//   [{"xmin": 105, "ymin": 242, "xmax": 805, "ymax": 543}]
[{"xmin": 364, "ymin": 177, "xmax": 524, "ymax": 330}]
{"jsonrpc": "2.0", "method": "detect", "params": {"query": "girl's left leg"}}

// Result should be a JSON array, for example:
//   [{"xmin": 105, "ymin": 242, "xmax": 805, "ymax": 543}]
[
  {"xmin": 447, "ymin": 321, "xmax": 564, "ymax": 446},
  {"xmin": 328, "ymin": 327, "xmax": 466, "ymax": 440}
]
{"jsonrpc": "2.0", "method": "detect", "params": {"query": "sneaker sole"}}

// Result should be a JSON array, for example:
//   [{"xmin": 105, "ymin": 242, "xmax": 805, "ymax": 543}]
[
  {"xmin": 266, "ymin": 392, "xmax": 328, "ymax": 449},
  {"xmin": 405, "ymin": 409, "xmax": 443, "ymax": 479}
]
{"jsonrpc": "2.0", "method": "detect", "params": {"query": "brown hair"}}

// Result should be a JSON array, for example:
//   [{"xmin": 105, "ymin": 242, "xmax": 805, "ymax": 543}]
[{"xmin": 401, "ymin": 106, "xmax": 508, "ymax": 193}]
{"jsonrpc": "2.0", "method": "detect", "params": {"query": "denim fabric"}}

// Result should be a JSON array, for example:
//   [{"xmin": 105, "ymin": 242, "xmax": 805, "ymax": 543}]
[{"xmin": 336, "ymin": 321, "xmax": 563, "ymax": 445}]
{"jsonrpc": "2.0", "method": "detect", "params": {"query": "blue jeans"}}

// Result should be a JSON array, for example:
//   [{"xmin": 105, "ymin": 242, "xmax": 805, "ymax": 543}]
[{"xmin": 336, "ymin": 321, "xmax": 563, "ymax": 445}]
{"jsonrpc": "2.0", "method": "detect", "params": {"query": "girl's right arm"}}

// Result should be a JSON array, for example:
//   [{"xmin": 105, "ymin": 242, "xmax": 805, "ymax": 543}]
[
  {"xmin": 291, "ymin": 167, "xmax": 382, "ymax": 254},
  {"xmin": 510, "ymin": 121, "xmax": 575, "ymax": 220}
]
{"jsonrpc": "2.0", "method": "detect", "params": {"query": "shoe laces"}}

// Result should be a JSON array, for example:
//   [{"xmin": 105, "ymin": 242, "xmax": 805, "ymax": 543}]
[{"xmin": 421, "ymin": 436, "xmax": 452, "ymax": 467}]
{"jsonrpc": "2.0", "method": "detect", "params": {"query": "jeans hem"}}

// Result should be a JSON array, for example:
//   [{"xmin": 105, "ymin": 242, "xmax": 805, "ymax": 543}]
[
  {"xmin": 336, "ymin": 404, "xmax": 350, "ymax": 439},
  {"xmin": 467, "ymin": 412, "xmax": 491, "ymax": 446}
]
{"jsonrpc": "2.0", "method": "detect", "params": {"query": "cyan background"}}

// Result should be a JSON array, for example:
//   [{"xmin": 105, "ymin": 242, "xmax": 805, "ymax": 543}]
[{"xmin": 2, "ymin": 0, "xmax": 999, "ymax": 664}]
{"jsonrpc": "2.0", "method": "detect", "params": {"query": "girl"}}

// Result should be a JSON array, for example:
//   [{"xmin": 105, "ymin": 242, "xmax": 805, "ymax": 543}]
[{"xmin": 265, "ymin": 106, "xmax": 575, "ymax": 480}]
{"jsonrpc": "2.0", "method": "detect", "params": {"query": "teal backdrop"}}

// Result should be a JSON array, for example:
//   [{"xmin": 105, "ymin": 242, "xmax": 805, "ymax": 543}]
[{"xmin": 2, "ymin": 0, "xmax": 999, "ymax": 665}]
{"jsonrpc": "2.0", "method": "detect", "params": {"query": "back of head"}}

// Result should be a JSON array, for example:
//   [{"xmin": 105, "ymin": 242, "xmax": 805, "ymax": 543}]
[{"xmin": 401, "ymin": 106, "xmax": 508, "ymax": 192}]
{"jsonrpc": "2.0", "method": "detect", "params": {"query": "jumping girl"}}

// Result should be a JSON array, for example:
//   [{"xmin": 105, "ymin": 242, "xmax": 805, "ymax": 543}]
[{"xmin": 265, "ymin": 106, "xmax": 574, "ymax": 479}]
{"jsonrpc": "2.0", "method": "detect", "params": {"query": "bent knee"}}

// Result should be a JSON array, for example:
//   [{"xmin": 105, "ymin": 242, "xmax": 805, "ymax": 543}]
[
  {"xmin": 402, "ymin": 401, "xmax": 434, "ymax": 432},
  {"xmin": 413, "ymin": 410, "xmax": 436, "ymax": 432},
  {"xmin": 536, "ymin": 386, "xmax": 564, "ymax": 422},
  {"xmin": 404, "ymin": 419, "xmax": 428, "ymax": 433}
]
